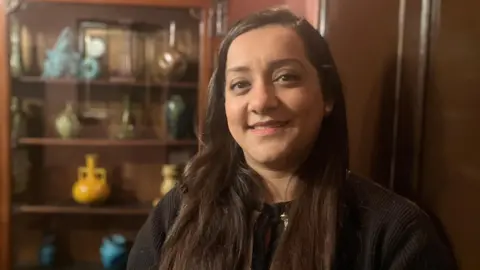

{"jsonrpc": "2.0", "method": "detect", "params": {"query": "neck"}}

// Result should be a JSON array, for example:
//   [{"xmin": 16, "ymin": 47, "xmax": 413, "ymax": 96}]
[{"xmin": 247, "ymin": 160, "xmax": 298, "ymax": 204}]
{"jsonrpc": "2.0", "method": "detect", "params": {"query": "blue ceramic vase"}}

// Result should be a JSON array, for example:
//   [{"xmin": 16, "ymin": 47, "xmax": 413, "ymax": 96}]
[
  {"xmin": 100, "ymin": 234, "xmax": 128, "ymax": 270},
  {"xmin": 38, "ymin": 233, "xmax": 56, "ymax": 267}
]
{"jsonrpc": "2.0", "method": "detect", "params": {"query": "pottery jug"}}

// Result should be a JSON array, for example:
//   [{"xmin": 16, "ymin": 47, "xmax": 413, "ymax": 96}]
[
  {"xmin": 114, "ymin": 95, "xmax": 136, "ymax": 139},
  {"xmin": 153, "ymin": 21, "xmax": 187, "ymax": 81},
  {"xmin": 72, "ymin": 154, "xmax": 110, "ymax": 204},
  {"xmin": 55, "ymin": 102, "xmax": 81, "ymax": 139},
  {"xmin": 152, "ymin": 164, "xmax": 178, "ymax": 206},
  {"xmin": 161, "ymin": 164, "xmax": 177, "ymax": 196}
]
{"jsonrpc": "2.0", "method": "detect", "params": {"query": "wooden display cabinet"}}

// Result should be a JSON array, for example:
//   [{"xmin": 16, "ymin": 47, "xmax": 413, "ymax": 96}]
[{"xmin": 0, "ymin": 0, "xmax": 213, "ymax": 269}]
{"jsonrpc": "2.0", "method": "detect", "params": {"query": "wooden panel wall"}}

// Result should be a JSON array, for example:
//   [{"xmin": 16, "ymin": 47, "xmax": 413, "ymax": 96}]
[
  {"xmin": 324, "ymin": 0, "xmax": 401, "ymax": 185},
  {"xmin": 420, "ymin": 0, "xmax": 480, "ymax": 268},
  {"xmin": 321, "ymin": 0, "xmax": 479, "ymax": 268}
]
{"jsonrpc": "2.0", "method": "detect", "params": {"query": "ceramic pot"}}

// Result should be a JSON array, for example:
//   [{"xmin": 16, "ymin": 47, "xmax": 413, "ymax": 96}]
[
  {"xmin": 55, "ymin": 102, "xmax": 81, "ymax": 139},
  {"xmin": 72, "ymin": 154, "xmax": 110, "ymax": 204},
  {"xmin": 165, "ymin": 95, "xmax": 186, "ymax": 139},
  {"xmin": 39, "ymin": 233, "xmax": 56, "ymax": 267},
  {"xmin": 100, "ymin": 234, "xmax": 128, "ymax": 270}
]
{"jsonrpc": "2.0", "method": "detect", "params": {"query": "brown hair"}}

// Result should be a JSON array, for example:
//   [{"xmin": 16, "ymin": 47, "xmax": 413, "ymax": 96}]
[{"xmin": 158, "ymin": 7, "xmax": 349, "ymax": 270}]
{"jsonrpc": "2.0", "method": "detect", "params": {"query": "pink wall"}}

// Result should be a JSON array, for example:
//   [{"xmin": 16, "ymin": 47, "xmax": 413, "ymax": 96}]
[
  {"xmin": 228, "ymin": 0, "xmax": 318, "ymax": 27},
  {"xmin": 228, "ymin": 0, "xmax": 283, "ymax": 24},
  {"xmin": 285, "ymin": 0, "xmax": 319, "ymax": 26}
]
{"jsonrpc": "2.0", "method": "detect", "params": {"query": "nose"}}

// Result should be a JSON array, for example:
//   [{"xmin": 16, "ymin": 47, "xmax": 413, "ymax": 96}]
[{"xmin": 248, "ymin": 81, "xmax": 278, "ymax": 114}]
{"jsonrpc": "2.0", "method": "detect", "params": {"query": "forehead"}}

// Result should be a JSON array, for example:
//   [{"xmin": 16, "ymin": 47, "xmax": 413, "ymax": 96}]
[{"xmin": 226, "ymin": 26, "xmax": 307, "ymax": 67}]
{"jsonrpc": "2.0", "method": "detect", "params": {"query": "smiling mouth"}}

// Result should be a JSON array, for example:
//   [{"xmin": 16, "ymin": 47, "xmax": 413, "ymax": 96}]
[
  {"xmin": 247, "ymin": 120, "xmax": 289, "ymax": 135},
  {"xmin": 248, "ymin": 120, "xmax": 289, "ymax": 129}
]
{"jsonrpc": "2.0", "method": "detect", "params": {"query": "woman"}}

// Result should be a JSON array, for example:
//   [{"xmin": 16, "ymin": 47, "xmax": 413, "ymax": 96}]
[{"xmin": 127, "ymin": 7, "xmax": 456, "ymax": 270}]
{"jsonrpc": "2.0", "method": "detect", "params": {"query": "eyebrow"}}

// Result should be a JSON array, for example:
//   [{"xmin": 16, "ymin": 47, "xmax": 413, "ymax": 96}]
[{"xmin": 226, "ymin": 58, "xmax": 305, "ymax": 74}]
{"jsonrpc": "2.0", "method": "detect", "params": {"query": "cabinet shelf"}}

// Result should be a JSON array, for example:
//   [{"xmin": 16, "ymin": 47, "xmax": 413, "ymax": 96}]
[
  {"xmin": 15, "ymin": 76, "xmax": 198, "ymax": 89},
  {"xmin": 13, "ymin": 203, "xmax": 152, "ymax": 215},
  {"xmin": 18, "ymin": 137, "xmax": 197, "ymax": 146}
]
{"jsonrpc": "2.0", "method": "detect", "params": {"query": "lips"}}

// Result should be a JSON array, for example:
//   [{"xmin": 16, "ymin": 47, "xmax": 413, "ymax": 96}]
[{"xmin": 248, "ymin": 120, "xmax": 289, "ymax": 133}]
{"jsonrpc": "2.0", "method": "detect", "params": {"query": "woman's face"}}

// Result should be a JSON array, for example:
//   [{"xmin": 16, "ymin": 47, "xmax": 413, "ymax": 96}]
[{"xmin": 224, "ymin": 25, "xmax": 329, "ymax": 169}]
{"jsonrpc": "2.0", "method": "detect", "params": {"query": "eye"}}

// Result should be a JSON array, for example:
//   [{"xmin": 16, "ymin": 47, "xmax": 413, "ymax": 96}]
[
  {"xmin": 229, "ymin": 80, "xmax": 251, "ymax": 92},
  {"xmin": 274, "ymin": 73, "xmax": 301, "ymax": 84}
]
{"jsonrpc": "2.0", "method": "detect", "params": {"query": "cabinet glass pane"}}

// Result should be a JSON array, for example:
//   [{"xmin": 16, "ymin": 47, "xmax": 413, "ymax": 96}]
[{"xmin": 8, "ymin": 2, "xmax": 203, "ymax": 268}]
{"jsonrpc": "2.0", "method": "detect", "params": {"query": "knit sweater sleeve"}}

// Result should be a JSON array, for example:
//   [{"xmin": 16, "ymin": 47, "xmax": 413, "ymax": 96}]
[
  {"xmin": 382, "ymin": 207, "xmax": 458, "ymax": 270},
  {"xmin": 127, "ymin": 187, "xmax": 182, "ymax": 270}
]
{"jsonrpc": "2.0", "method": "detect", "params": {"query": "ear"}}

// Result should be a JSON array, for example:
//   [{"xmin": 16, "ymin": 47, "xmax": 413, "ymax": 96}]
[{"xmin": 324, "ymin": 101, "xmax": 334, "ymax": 115}]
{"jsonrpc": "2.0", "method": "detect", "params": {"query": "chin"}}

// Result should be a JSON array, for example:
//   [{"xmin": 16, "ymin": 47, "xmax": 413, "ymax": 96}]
[{"xmin": 245, "ymin": 147, "xmax": 290, "ymax": 166}]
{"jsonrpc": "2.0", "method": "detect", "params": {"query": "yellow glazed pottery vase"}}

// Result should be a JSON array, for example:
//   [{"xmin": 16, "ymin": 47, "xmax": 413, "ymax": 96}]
[
  {"xmin": 152, "ymin": 164, "xmax": 178, "ymax": 206},
  {"xmin": 160, "ymin": 164, "xmax": 177, "ymax": 196},
  {"xmin": 72, "ymin": 154, "xmax": 110, "ymax": 205}
]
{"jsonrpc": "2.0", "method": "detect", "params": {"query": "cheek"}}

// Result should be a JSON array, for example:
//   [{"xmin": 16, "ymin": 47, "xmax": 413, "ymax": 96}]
[
  {"xmin": 283, "ymin": 90, "xmax": 325, "ymax": 142},
  {"xmin": 225, "ymin": 98, "xmax": 246, "ymax": 134},
  {"xmin": 305, "ymin": 91, "xmax": 325, "ymax": 118},
  {"xmin": 283, "ymin": 89, "xmax": 325, "ymax": 121},
  {"xmin": 306, "ymin": 92, "xmax": 325, "ymax": 124}
]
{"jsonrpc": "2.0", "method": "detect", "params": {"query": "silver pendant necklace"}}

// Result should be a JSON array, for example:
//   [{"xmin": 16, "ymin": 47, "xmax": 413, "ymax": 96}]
[{"xmin": 280, "ymin": 212, "xmax": 288, "ymax": 229}]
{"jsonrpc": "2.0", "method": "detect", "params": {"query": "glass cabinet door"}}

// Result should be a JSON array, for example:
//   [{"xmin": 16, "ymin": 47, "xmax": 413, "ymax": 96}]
[{"xmin": 2, "ymin": 0, "xmax": 211, "ymax": 268}]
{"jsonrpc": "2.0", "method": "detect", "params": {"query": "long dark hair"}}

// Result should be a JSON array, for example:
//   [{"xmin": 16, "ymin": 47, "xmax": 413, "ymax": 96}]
[{"xmin": 159, "ymin": 7, "xmax": 349, "ymax": 270}]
